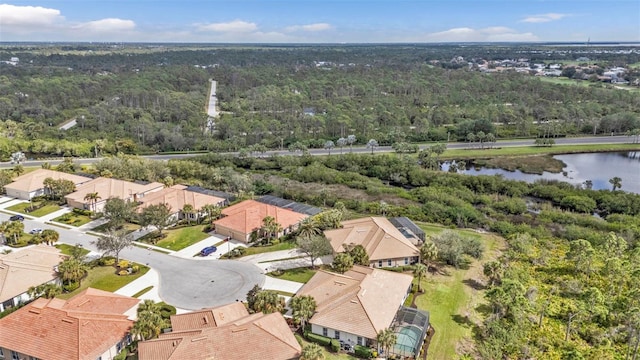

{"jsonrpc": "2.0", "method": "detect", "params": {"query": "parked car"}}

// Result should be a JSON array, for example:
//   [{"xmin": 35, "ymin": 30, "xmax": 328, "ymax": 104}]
[
  {"xmin": 9, "ymin": 215, "xmax": 24, "ymax": 221},
  {"xmin": 200, "ymin": 246, "xmax": 217, "ymax": 256},
  {"xmin": 29, "ymin": 228, "xmax": 43, "ymax": 235}
]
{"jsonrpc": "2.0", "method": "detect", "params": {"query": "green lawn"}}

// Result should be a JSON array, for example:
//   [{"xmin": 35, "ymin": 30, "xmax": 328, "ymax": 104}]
[
  {"xmin": 52, "ymin": 212, "xmax": 93, "ymax": 227},
  {"xmin": 5, "ymin": 233, "xmax": 33, "ymax": 248},
  {"xmin": 442, "ymin": 143, "xmax": 640, "ymax": 160},
  {"xmin": 91, "ymin": 222, "xmax": 141, "ymax": 234},
  {"xmin": 538, "ymin": 76, "xmax": 593, "ymax": 87},
  {"xmin": 152, "ymin": 225, "xmax": 210, "ymax": 251},
  {"xmin": 6, "ymin": 202, "xmax": 61, "ymax": 217},
  {"xmin": 267, "ymin": 268, "xmax": 317, "ymax": 283},
  {"xmin": 58, "ymin": 264, "xmax": 150, "ymax": 300},
  {"xmin": 243, "ymin": 241, "xmax": 297, "ymax": 256},
  {"xmin": 414, "ymin": 233, "xmax": 502, "ymax": 359},
  {"xmin": 55, "ymin": 243, "xmax": 90, "ymax": 257}
]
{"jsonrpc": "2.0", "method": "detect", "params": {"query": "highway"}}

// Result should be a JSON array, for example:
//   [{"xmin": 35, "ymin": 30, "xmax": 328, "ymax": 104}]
[{"xmin": 0, "ymin": 135, "xmax": 634, "ymax": 169}]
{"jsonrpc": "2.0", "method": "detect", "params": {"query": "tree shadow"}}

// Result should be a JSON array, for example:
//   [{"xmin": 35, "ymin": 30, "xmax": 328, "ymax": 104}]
[
  {"xmin": 463, "ymin": 278, "xmax": 486, "ymax": 291},
  {"xmin": 451, "ymin": 314, "xmax": 474, "ymax": 328},
  {"xmin": 475, "ymin": 303, "xmax": 493, "ymax": 316}
]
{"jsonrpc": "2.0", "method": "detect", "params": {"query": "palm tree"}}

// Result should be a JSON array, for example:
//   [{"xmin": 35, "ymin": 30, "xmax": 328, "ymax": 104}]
[
  {"xmin": 336, "ymin": 137, "xmax": 347, "ymax": 154},
  {"xmin": 367, "ymin": 138, "xmax": 379, "ymax": 154},
  {"xmin": 347, "ymin": 134, "xmax": 356, "ymax": 153},
  {"xmin": 182, "ymin": 204, "xmax": 195, "ymax": 224},
  {"xmin": 57, "ymin": 257, "xmax": 88, "ymax": 286},
  {"xmin": 83, "ymin": 192, "xmax": 101, "ymax": 213},
  {"xmin": 376, "ymin": 328, "xmax": 397, "ymax": 356},
  {"xmin": 300, "ymin": 343, "xmax": 325, "ymax": 360},
  {"xmin": 43, "ymin": 177, "xmax": 56, "ymax": 200},
  {"xmin": 420, "ymin": 240, "xmax": 439, "ymax": 273},
  {"xmin": 6, "ymin": 220, "xmax": 24, "ymax": 245},
  {"xmin": 28, "ymin": 283, "xmax": 62, "ymax": 299},
  {"xmin": 40, "ymin": 229, "xmax": 59, "ymax": 246},
  {"xmin": 252, "ymin": 290, "xmax": 284, "ymax": 314},
  {"xmin": 201, "ymin": 204, "xmax": 222, "ymax": 222},
  {"xmin": 324, "ymin": 140, "xmax": 335, "ymax": 155},
  {"xmin": 483, "ymin": 261, "xmax": 504, "ymax": 287},
  {"xmin": 12, "ymin": 164, "xmax": 24, "ymax": 177},
  {"xmin": 297, "ymin": 217, "xmax": 321, "ymax": 239},
  {"xmin": 289, "ymin": 295, "xmax": 317, "ymax": 330},
  {"xmin": 132, "ymin": 300, "xmax": 169, "ymax": 341},
  {"xmin": 413, "ymin": 263, "xmax": 427, "ymax": 293},
  {"xmin": 609, "ymin": 177, "xmax": 622, "ymax": 191},
  {"xmin": 260, "ymin": 216, "xmax": 282, "ymax": 244}
]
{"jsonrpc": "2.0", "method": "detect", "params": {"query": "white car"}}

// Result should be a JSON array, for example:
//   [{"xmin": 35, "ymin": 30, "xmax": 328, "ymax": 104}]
[{"xmin": 29, "ymin": 228, "xmax": 43, "ymax": 235}]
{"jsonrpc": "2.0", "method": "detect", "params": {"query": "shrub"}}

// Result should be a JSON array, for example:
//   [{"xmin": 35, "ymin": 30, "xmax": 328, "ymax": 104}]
[
  {"xmin": 304, "ymin": 331, "xmax": 332, "ymax": 347},
  {"xmin": 355, "ymin": 345, "xmax": 373, "ymax": 359},
  {"xmin": 103, "ymin": 258, "xmax": 116, "ymax": 266},
  {"xmin": 159, "ymin": 303, "xmax": 177, "ymax": 319},
  {"xmin": 118, "ymin": 270, "xmax": 129, "ymax": 276},
  {"xmin": 63, "ymin": 282, "xmax": 79, "ymax": 292},
  {"xmin": 118, "ymin": 260, "xmax": 129, "ymax": 268},
  {"xmin": 330, "ymin": 339, "xmax": 340, "ymax": 352},
  {"xmin": 72, "ymin": 208, "xmax": 92, "ymax": 216},
  {"xmin": 131, "ymin": 265, "xmax": 139, "ymax": 273}
]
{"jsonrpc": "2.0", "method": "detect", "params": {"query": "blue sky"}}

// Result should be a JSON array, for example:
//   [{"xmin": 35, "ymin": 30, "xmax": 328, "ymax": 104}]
[{"xmin": 1, "ymin": 0, "xmax": 639, "ymax": 42}]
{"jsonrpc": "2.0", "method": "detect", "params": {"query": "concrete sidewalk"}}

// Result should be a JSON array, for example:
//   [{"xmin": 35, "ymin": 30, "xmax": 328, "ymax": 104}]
[
  {"xmin": 238, "ymin": 249, "xmax": 305, "ymax": 264},
  {"xmin": 38, "ymin": 206, "xmax": 72, "ymax": 222},
  {"xmin": 262, "ymin": 276, "xmax": 304, "ymax": 294},
  {"xmin": 260, "ymin": 255, "xmax": 334, "ymax": 273}
]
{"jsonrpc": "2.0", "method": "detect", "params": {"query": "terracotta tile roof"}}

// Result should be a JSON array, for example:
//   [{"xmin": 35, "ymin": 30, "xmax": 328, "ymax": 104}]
[
  {"xmin": 0, "ymin": 288, "xmax": 138, "ymax": 360},
  {"xmin": 214, "ymin": 200, "xmax": 307, "ymax": 234},
  {"xmin": 324, "ymin": 217, "xmax": 420, "ymax": 261},
  {"xmin": 138, "ymin": 304, "xmax": 301, "ymax": 360},
  {"xmin": 296, "ymin": 265, "xmax": 413, "ymax": 339},
  {"xmin": 0, "ymin": 244, "xmax": 66, "ymax": 303},
  {"xmin": 66, "ymin": 177, "xmax": 164, "ymax": 203},
  {"xmin": 5, "ymin": 169, "xmax": 90, "ymax": 192},
  {"xmin": 137, "ymin": 187, "xmax": 225, "ymax": 214},
  {"xmin": 169, "ymin": 302, "xmax": 249, "ymax": 331}
]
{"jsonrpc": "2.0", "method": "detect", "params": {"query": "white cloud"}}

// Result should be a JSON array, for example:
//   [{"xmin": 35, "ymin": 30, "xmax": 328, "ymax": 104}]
[
  {"xmin": 198, "ymin": 20, "xmax": 257, "ymax": 33},
  {"xmin": 0, "ymin": 4, "xmax": 64, "ymax": 26},
  {"xmin": 75, "ymin": 18, "xmax": 136, "ymax": 32},
  {"xmin": 424, "ymin": 27, "xmax": 539, "ymax": 42},
  {"xmin": 284, "ymin": 23, "xmax": 332, "ymax": 32},
  {"xmin": 521, "ymin": 13, "xmax": 569, "ymax": 23}
]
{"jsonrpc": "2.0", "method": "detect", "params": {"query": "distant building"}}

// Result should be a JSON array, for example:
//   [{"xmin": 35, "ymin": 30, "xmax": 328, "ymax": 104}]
[
  {"xmin": 5, "ymin": 169, "xmax": 92, "ymax": 200},
  {"xmin": 136, "ymin": 185, "xmax": 226, "ymax": 222},
  {"xmin": 65, "ymin": 177, "xmax": 164, "ymax": 212}
]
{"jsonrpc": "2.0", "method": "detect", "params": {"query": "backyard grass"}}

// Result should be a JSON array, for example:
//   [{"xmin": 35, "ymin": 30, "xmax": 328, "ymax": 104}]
[
  {"xmin": 296, "ymin": 335, "xmax": 359, "ymax": 360},
  {"xmin": 150, "ymin": 225, "xmax": 209, "ymax": 251},
  {"xmin": 415, "ymin": 233, "xmax": 503, "ymax": 359},
  {"xmin": 52, "ymin": 212, "xmax": 93, "ymax": 227},
  {"xmin": 6, "ymin": 201, "xmax": 61, "ymax": 217},
  {"xmin": 57, "ymin": 264, "xmax": 150, "ymax": 300},
  {"xmin": 267, "ymin": 267, "xmax": 317, "ymax": 283},
  {"xmin": 55, "ymin": 243, "xmax": 90, "ymax": 257},
  {"xmin": 243, "ymin": 241, "xmax": 297, "ymax": 256}
]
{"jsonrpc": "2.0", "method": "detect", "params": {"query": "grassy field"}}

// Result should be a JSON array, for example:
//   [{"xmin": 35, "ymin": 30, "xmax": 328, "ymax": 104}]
[
  {"xmin": 537, "ymin": 76, "xmax": 593, "ymax": 87},
  {"xmin": 91, "ymin": 222, "xmax": 141, "ymax": 234},
  {"xmin": 58, "ymin": 264, "xmax": 150, "ymax": 299},
  {"xmin": 6, "ymin": 202, "xmax": 61, "ymax": 217},
  {"xmin": 415, "ymin": 232, "xmax": 503, "ymax": 359},
  {"xmin": 267, "ymin": 268, "xmax": 317, "ymax": 283},
  {"xmin": 53, "ymin": 212, "xmax": 93, "ymax": 227},
  {"xmin": 243, "ymin": 241, "xmax": 297, "ymax": 256},
  {"xmin": 442, "ymin": 143, "xmax": 640, "ymax": 160},
  {"xmin": 55, "ymin": 243, "xmax": 90, "ymax": 257},
  {"xmin": 151, "ymin": 225, "xmax": 209, "ymax": 251}
]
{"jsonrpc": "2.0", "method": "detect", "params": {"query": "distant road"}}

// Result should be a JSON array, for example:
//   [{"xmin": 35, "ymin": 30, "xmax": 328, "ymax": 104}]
[{"xmin": 0, "ymin": 135, "xmax": 634, "ymax": 169}]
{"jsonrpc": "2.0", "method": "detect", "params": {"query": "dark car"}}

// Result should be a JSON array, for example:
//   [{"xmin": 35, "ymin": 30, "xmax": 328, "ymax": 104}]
[
  {"xmin": 9, "ymin": 215, "xmax": 24, "ymax": 221},
  {"xmin": 200, "ymin": 246, "xmax": 217, "ymax": 256}
]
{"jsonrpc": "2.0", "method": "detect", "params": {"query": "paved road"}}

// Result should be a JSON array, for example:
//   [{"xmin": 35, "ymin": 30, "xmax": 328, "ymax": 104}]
[
  {"xmin": 0, "ymin": 213, "xmax": 265, "ymax": 310},
  {"xmin": 0, "ymin": 135, "xmax": 634, "ymax": 169}
]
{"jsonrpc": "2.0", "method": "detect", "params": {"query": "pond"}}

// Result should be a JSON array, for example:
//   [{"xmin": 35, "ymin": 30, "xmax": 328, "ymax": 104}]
[{"xmin": 448, "ymin": 152, "xmax": 640, "ymax": 194}]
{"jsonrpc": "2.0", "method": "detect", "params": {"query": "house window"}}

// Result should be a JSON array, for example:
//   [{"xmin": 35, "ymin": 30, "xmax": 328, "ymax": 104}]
[
  {"xmin": 334, "ymin": 330, "xmax": 340, "ymax": 340},
  {"xmin": 378, "ymin": 260, "xmax": 382, "ymax": 267},
  {"xmin": 0, "ymin": 348, "xmax": 4, "ymax": 357},
  {"xmin": 404, "ymin": 257, "xmax": 408, "ymax": 265},
  {"xmin": 11, "ymin": 351, "xmax": 18, "ymax": 360},
  {"xmin": 388, "ymin": 259, "xmax": 392, "ymax": 266},
  {"xmin": 357, "ymin": 337, "xmax": 363, "ymax": 346},
  {"xmin": 322, "ymin": 327, "xmax": 328, "ymax": 337}
]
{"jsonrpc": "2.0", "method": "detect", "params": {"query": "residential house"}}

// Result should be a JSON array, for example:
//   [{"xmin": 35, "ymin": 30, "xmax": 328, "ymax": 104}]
[
  {"xmin": 0, "ymin": 244, "xmax": 66, "ymax": 312},
  {"xmin": 4, "ymin": 169, "xmax": 91, "ymax": 200},
  {"xmin": 324, "ymin": 217, "xmax": 420, "ymax": 268},
  {"xmin": 65, "ymin": 177, "xmax": 164, "ymax": 212},
  {"xmin": 136, "ymin": 185, "xmax": 226, "ymax": 223},
  {"xmin": 138, "ymin": 302, "xmax": 301, "ymax": 360},
  {"xmin": 0, "ymin": 288, "xmax": 140, "ymax": 360},
  {"xmin": 296, "ymin": 266, "xmax": 417, "ymax": 351},
  {"xmin": 213, "ymin": 200, "xmax": 308, "ymax": 243}
]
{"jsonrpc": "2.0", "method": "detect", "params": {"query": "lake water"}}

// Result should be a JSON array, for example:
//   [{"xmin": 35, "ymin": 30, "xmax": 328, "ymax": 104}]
[{"xmin": 450, "ymin": 152, "xmax": 640, "ymax": 194}]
